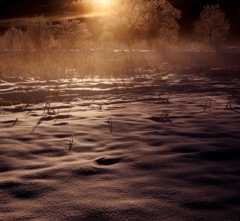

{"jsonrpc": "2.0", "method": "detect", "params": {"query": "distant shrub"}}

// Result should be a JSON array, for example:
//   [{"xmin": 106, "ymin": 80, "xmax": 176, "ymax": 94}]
[
  {"xmin": 23, "ymin": 16, "xmax": 54, "ymax": 51},
  {"xmin": 53, "ymin": 20, "xmax": 91, "ymax": 50},
  {"xmin": 2, "ymin": 27, "xmax": 25, "ymax": 50}
]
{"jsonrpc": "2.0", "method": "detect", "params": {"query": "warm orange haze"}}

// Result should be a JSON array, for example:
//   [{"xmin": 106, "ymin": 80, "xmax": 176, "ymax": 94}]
[{"xmin": 0, "ymin": 0, "xmax": 240, "ymax": 220}]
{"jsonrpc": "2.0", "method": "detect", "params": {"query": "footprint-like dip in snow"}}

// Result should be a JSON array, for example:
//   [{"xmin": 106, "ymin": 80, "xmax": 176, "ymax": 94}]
[{"xmin": 96, "ymin": 157, "xmax": 123, "ymax": 165}]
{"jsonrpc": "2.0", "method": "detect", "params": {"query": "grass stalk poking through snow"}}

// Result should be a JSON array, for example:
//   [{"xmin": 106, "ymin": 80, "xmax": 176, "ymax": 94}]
[
  {"xmin": 204, "ymin": 99, "xmax": 212, "ymax": 112},
  {"xmin": 159, "ymin": 93, "xmax": 170, "ymax": 103},
  {"xmin": 0, "ymin": 106, "xmax": 5, "ymax": 114},
  {"xmin": 54, "ymin": 108, "xmax": 60, "ymax": 125},
  {"xmin": 161, "ymin": 112, "xmax": 174, "ymax": 125},
  {"xmin": 98, "ymin": 104, "xmax": 102, "ymax": 110},
  {"xmin": 67, "ymin": 105, "xmax": 72, "ymax": 118},
  {"xmin": 225, "ymin": 100, "xmax": 232, "ymax": 110},
  {"xmin": 45, "ymin": 101, "xmax": 56, "ymax": 115},
  {"xmin": 17, "ymin": 97, "xmax": 23, "ymax": 105},
  {"xmin": 26, "ymin": 104, "xmax": 36, "ymax": 117},
  {"xmin": 165, "ymin": 94, "xmax": 171, "ymax": 103},
  {"xmin": 108, "ymin": 117, "xmax": 113, "ymax": 133},
  {"xmin": 12, "ymin": 118, "xmax": 18, "ymax": 126},
  {"xmin": 30, "ymin": 108, "xmax": 45, "ymax": 134},
  {"xmin": 30, "ymin": 101, "xmax": 53, "ymax": 133},
  {"xmin": 83, "ymin": 99, "xmax": 94, "ymax": 111},
  {"xmin": 224, "ymin": 100, "xmax": 239, "ymax": 113},
  {"xmin": 69, "ymin": 135, "xmax": 74, "ymax": 152}
]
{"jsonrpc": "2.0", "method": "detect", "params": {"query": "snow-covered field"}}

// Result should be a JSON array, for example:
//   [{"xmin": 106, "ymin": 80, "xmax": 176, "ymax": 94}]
[{"xmin": 0, "ymin": 50, "xmax": 240, "ymax": 220}]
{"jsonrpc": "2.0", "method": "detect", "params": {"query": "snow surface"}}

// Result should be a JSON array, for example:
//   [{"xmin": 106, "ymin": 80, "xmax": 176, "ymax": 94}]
[{"xmin": 0, "ymin": 55, "xmax": 240, "ymax": 220}]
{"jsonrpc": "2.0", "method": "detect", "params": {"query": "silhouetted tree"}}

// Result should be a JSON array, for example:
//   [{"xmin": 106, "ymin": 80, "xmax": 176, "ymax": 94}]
[
  {"xmin": 101, "ymin": 0, "xmax": 181, "ymax": 50},
  {"xmin": 141, "ymin": 0, "xmax": 181, "ymax": 46},
  {"xmin": 194, "ymin": 4, "xmax": 230, "ymax": 49}
]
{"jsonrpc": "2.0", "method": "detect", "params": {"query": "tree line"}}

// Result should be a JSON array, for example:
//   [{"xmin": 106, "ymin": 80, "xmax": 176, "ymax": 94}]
[{"xmin": 0, "ymin": 0, "xmax": 231, "ymax": 51}]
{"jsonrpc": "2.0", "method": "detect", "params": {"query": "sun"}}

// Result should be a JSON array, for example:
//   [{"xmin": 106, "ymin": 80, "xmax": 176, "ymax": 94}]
[
  {"xmin": 91, "ymin": 0, "xmax": 116, "ymax": 8},
  {"xmin": 82, "ymin": 0, "xmax": 117, "ymax": 15},
  {"xmin": 98, "ymin": 0, "xmax": 113, "ymax": 6}
]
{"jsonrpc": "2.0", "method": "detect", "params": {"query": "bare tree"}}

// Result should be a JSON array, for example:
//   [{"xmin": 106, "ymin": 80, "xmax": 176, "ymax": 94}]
[
  {"xmin": 101, "ymin": 0, "xmax": 141, "ymax": 51},
  {"xmin": 194, "ymin": 4, "xmax": 230, "ymax": 50},
  {"xmin": 101, "ymin": 0, "xmax": 181, "ymax": 50}
]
